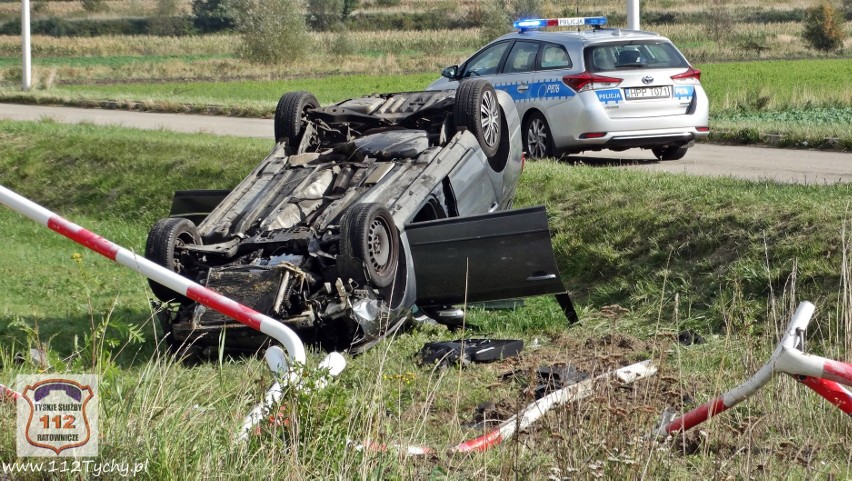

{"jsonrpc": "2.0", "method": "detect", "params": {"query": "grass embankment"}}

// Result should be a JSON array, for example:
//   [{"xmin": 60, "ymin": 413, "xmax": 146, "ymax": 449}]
[{"xmin": 1, "ymin": 121, "xmax": 852, "ymax": 478}]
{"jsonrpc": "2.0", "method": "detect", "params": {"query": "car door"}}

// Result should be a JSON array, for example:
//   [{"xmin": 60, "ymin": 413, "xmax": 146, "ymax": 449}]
[
  {"xmin": 490, "ymin": 40, "xmax": 540, "ymax": 119},
  {"xmin": 406, "ymin": 206, "xmax": 566, "ymax": 305},
  {"xmin": 530, "ymin": 41, "xmax": 578, "ymax": 114},
  {"xmin": 458, "ymin": 40, "xmax": 512, "ymax": 84}
]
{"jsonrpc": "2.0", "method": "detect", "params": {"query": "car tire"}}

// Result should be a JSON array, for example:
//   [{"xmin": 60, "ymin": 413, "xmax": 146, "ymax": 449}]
[
  {"xmin": 652, "ymin": 145, "xmax": 689, "ymax": 161},
  {"xmin": 274, "ymin": 91, "xmax": 319, "ymax": 147},
  {"xmin": 523, "ymin": 112, "xmax": 554, "ymax": 159},
  {"xmin": 454, "ymin": 79, "xmax": 502, "ymax": 158},
  {"xmin": 144, "ymin": 217, "xmax": 200, "ymax": 303},
  {"xmin": 339, "ymin": 203, "xmax": 400, "ymax": 288}
]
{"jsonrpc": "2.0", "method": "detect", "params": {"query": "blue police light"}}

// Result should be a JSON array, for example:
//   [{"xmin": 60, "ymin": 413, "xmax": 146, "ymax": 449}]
[
  {"xmin": 513, "ymin": 19, "xmax": 548, "ymax": 29},
  {"xmin": 513, "ymin": 16, "xmax": 607, "ymax": 31}
]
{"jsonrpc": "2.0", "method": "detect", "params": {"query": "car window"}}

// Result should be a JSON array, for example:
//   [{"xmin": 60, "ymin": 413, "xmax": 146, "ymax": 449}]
[
  {"xmin": 462, "ymin": 41, "xmax": 511, "ymax": 78},
  {"xmin": 585, "ymin": 41, "xmax": 688, "ymax": 71},
  {"xmin": 539, "ymin": 43, "xmax": 572, "ymax": 70},
  {"xmin": 503, "ymin": 41, "xmax": 539, "ymax": 74}
]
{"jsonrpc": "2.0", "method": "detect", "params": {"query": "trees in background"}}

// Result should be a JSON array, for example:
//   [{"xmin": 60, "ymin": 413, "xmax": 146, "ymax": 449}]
[{"xmin": 802, "ymin": 0, "xmax": 846, "ymax": 52}]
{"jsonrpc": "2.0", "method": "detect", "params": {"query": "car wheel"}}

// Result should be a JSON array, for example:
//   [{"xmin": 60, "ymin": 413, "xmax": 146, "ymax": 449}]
[
  {"xmin": 144, "ymin": 217, "xmax": 200, "ymax": 303},
  {"xmin": 339, "ymin": 203, "xmax": 400, "ymax": 288},
  {"xmin": 274, "ymin": 91, "xmax": 319, "ymax": 146},
  {"xmin": 454, "ymin": 79, "xmax": 502, "ymax": 158},
  {"xmin": 652, "ymin": 145, "xmax": 689, "ymax": 161},
  {"xmin": 523, "ymin": 112, "xmax": 553, "ymax": 159}
]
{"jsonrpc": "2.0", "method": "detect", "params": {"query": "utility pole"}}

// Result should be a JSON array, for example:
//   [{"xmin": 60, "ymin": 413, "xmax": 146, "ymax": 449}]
[
  {"xmin": 22, "ymin": 0, "xmax": 31, "ymax": 91},
  {"xmin": 627, "ymin": 0, "xmax": 639, "ymax": 30}
]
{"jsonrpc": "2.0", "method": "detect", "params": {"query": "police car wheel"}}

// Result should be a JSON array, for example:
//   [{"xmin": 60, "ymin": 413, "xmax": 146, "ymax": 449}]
[
  {"xmin": 274, "ymin": 91, "xmax": 319, "ymax": 147},
  {"xmin": 652, "ymin": 145, "xmax": 689, "ymax": 161},
  {"xmin": 454, "ymin": 79, "xmax": 502, "ymax": 158},
  {"xmin": 523, "ymin": 112, "xmax": 553, "ymax": 159}
]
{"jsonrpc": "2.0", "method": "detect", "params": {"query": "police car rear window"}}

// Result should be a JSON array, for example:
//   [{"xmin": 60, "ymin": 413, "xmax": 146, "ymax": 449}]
[{"xmin": 585, "ymin": 41, "xmax": 688, "ymax": 72}]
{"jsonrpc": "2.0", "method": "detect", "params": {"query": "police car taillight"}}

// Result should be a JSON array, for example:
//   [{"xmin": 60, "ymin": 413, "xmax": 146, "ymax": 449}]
[
  {"xmin": 562, "ymin": 72, "xmax": 622, "ymax": 92},
  {"xmin": 671, "ymin": 66, "xmax": 701, "ymax": 84}
]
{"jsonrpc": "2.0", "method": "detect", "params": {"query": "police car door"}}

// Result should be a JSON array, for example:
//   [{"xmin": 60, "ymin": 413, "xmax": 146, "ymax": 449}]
[
  {"xmin": 458, "ymin": 40, "xmax": 512, "ymax": 84},
  {"xmin": 530, "ymin": 42, "xmax": 576, "ymax": 121},
  {"xmin": 489, "ymin": 40, "xmax": 540, "ymax": 121}
]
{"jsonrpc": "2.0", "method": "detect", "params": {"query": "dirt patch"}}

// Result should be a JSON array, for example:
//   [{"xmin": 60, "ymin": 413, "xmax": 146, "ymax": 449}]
[{"xmin": 461, "ymin": 332, "xmax": 676, "ymax": 423}]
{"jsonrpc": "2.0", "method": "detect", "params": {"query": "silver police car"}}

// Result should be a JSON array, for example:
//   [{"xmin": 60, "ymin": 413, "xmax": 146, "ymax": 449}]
[{"xmin": 427, "ymin": 17, "xmax": 710, "ymax": 160}]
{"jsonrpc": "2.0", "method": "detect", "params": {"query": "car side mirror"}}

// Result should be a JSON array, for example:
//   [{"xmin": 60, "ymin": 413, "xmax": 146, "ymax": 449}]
[{"xmin": 441, "ymin": 65, "xmax": 459, "ymax": 80}]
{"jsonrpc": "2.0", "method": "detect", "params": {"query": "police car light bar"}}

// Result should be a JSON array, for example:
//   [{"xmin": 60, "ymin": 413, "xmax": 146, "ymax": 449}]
[{"xmin": 514, "ymin": 16, "xmax": 607, "ymax": 31}]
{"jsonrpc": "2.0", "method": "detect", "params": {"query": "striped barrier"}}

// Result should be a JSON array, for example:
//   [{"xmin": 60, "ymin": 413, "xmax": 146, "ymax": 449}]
[
  {"xmin": 0, "ymin": 185, "xmax": 312, "ymax": 423},
  {"xmin": 0, "ymin": 383, "xmax": 21, "ymax": 403},
  {"xmin": 353, "ymin": 359, "xmax": 658, "ymax": 455},
  {"xmin": 661, "ymin": 301, "xmax": 852, "ymax": 435}
]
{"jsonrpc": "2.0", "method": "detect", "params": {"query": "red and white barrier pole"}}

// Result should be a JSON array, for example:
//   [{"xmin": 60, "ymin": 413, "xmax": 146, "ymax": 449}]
[
  {"xmin": 796, "ymin": 376, "xmax": 852, "ymax": 415},
  {"xmin": 1, "ymin": 383, "xmax": 21, "ymax": 403},
  {"xmin": 0, "ymin": 184, "xmax": 306, "ymax": 373},
  {"xmin": 353, "ymin": 359, "xmax": 657, "ymax": 455},
  {"xmin": 662, "ymin": 301, "xmax": 852, "ymax": 435},
  {"xmin": 235, "ymin": 347, "xmax": 346, "ymax": 443},
  {"xmin": 452, "ymin": 360, "xmax": 657, "ymax": 452}
]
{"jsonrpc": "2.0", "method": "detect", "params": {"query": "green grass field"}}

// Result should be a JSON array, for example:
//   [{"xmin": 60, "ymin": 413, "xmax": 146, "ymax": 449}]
[
  {"xmin": 44, "ymin": 73, "xmax": 438, "ymax": 107},
  {"xmin": 1, "ymin": 121, "xmax": 852, "ymax": 478}
]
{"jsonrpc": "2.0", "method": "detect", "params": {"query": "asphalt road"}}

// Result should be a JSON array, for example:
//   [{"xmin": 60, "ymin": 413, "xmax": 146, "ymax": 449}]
[{"xmin": 2, "ymin": 103, "xmax": 850, "ymax": 184}]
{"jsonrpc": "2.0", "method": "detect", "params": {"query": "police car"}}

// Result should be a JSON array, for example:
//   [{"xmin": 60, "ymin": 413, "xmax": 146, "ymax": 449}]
[{"xmin": 427, "ymin": 16, "xmax": 709, "ymax": 160}]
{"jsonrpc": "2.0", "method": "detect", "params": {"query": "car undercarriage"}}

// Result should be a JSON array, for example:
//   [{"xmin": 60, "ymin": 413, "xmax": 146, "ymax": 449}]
[{"xmin": 145, "ymin": 80, "xmax": 571, "ymax": 354}]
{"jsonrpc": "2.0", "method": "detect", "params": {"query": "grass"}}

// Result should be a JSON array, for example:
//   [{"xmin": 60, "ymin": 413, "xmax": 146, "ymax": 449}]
[
  {"xmin": 701, "ymin": 59, "xmax": 852, "ymax": 111},
  {"xmin": 33, "ymin": 73, "xmax": 438, "ymax": 108},
  {"xmin": 0, "ymin": 53, "xmax": 231, "ymax": 70},
  {"xmin": 2, "ymin": 121, "xmax": 852, "ymax": 477}
]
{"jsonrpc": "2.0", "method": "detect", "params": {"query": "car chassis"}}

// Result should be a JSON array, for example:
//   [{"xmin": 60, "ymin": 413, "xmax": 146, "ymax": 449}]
[{"xmin": 146, "ymin": 80, "xmax": 572, "ymax": 353}]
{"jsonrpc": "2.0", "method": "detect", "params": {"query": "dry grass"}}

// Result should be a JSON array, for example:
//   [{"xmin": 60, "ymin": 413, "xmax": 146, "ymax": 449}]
[
  {"xmin": 0, "ymin": 34, "xmax": 235, "ymax": 57},
  {"xmin": 356, "ymin": 0, "xmax": 819, "ymax": 14},
  {"xmin": 0, "ymin": 0, "xmax": 187, "ymax": 19}
]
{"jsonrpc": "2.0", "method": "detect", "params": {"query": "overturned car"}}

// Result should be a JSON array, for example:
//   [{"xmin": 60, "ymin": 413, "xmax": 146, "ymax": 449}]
[{"xmin": 145, "ymin": 79, "xmax": 573, "ymax": 353}]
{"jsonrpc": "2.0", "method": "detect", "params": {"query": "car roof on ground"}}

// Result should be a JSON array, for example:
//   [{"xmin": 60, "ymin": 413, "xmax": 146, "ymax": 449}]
[{"xmin": 493, "ymin": 28, "xmax": 669, "ymax": 46}]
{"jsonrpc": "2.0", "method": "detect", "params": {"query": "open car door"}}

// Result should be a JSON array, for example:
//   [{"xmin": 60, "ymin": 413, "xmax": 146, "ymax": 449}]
[{"xmin": 406, "ymin": 206, "xmax": 575, "ymax": 320}]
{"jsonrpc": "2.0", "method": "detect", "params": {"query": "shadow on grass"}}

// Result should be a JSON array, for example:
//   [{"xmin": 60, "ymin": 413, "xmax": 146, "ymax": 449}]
[
  {"xmin": 0, "ymin": 307, "xmax": 161, "ymax": 370},
  {"xmin": 565, "ymin": 154, "xmax": 661, "ymax": 167}
]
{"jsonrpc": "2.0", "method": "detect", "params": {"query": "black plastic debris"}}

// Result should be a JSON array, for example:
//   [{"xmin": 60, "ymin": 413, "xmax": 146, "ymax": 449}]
[
  {"xmin": 461, "ymin": 401, "xmax": 515, "ymax": 429},
  {"xmin": 419, "ymin": 339, "xmax": 524, "ymax": 367},
  {"xmin": 555, "ymin": 292, "xmax": 579, "ymax": 325},
  {"xmin": 534, "ymin": 364, "xmax": 589, "ymax": 399}
]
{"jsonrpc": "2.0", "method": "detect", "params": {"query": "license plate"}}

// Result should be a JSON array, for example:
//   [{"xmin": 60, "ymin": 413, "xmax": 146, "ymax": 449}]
[{"xmin": 625, "ymin": 85, "xmax": 672, "ymax": 100}]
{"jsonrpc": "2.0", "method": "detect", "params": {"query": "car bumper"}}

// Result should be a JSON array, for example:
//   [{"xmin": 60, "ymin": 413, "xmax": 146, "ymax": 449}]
[{"xmin": 549, "ymin": 88, "xmax": 710, "ymax": 152}]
